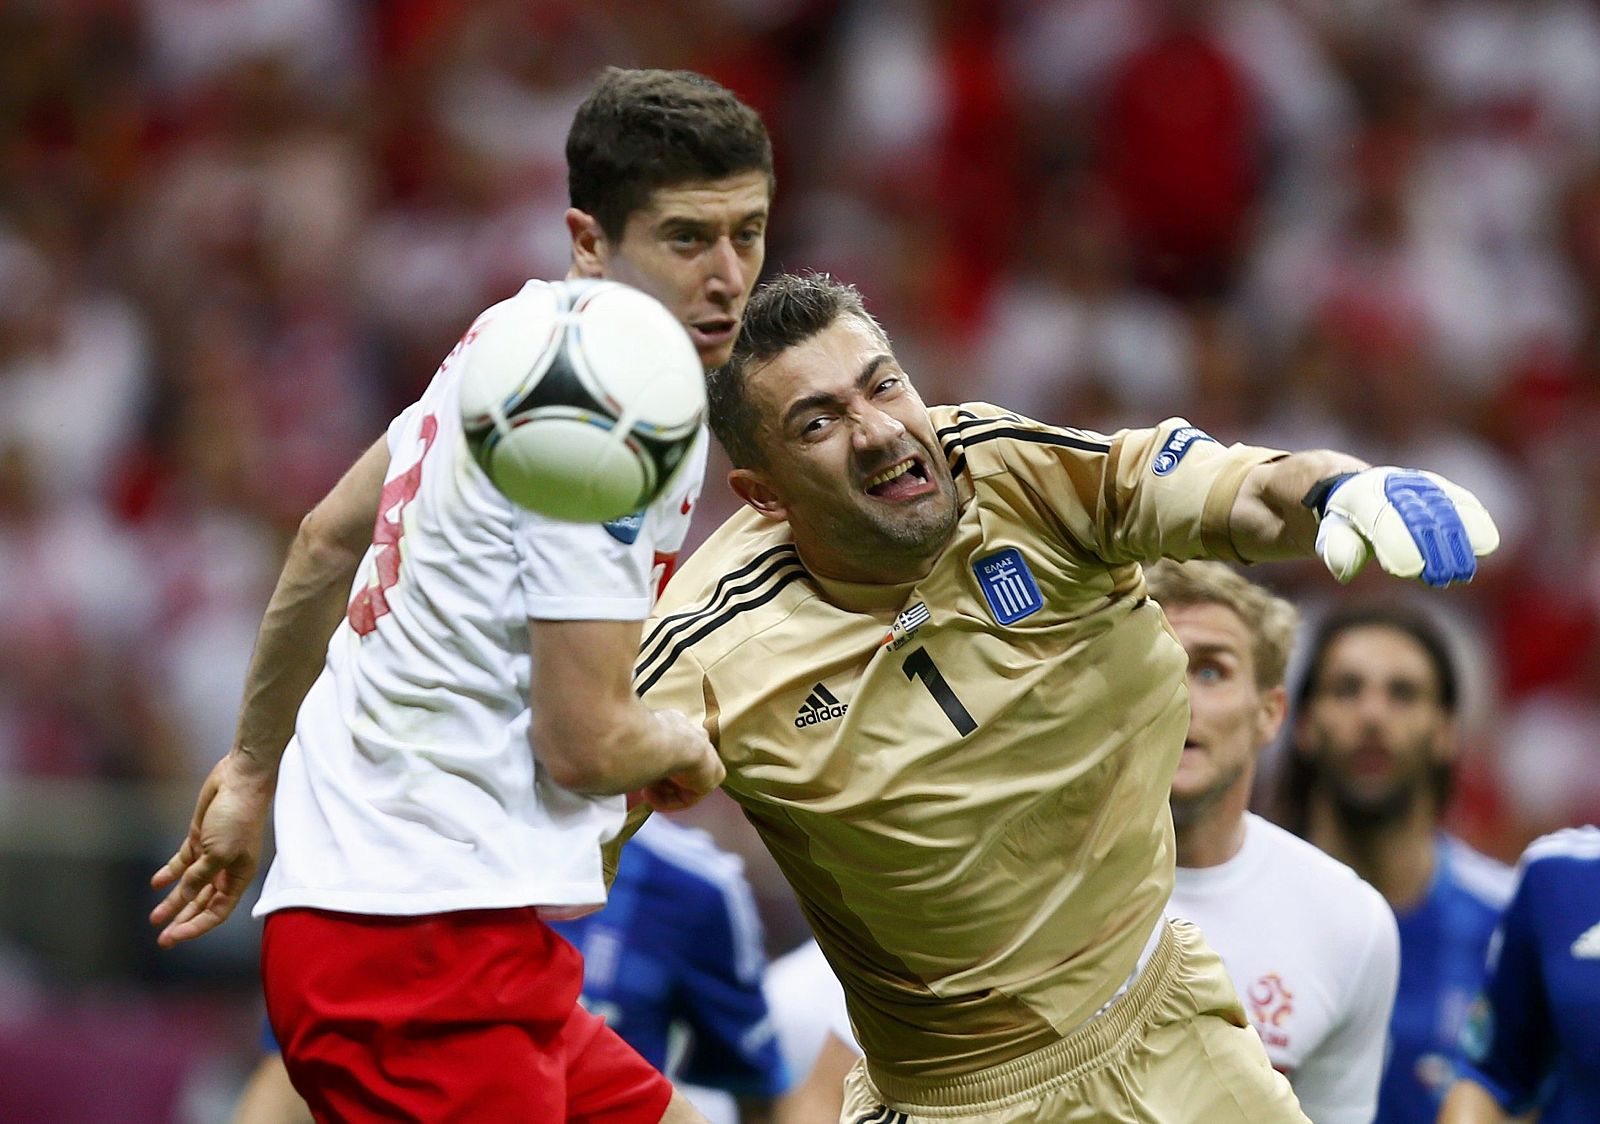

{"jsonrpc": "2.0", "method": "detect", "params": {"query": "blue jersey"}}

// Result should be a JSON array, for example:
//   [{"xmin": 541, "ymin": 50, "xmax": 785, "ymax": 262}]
[
  {"xmin": 1376, "ymin": 834, "xmax": 1514, "ymax": 1124},
  {"xmin": 1458, "ymin": 827, "xmax": 1600, "ymax": 1122},
  {"xmin": 551, "ymin": 816, "xmax": 789, "ymax": 1098}
]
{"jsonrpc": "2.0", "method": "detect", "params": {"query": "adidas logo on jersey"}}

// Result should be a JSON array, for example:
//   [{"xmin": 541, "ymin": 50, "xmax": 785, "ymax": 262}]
[
  {"xmin": 1574, "ymin": 921, "xmax": 1600, "ymax": 959},
  {"xmin": 795, "ymin": 683, "xmax": 849, "ymax": 727}
]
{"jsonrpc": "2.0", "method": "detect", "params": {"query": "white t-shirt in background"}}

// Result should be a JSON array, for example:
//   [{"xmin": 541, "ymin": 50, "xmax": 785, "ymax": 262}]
[{"xmin": 1167, "ymin": 812, "xmax": 1400, "ymax": 1124}]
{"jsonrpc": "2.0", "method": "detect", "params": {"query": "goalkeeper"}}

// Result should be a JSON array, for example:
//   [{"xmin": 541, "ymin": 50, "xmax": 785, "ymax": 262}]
[{"xmin": 634, "ymin": 272, "xmax": 1496, "ymax": 1124}]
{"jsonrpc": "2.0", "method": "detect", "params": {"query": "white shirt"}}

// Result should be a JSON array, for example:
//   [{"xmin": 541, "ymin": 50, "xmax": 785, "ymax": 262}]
[
  {"xmin": 763, "ymin": 939, "xmax": 860, "ymax": 1080},
  {"xmin": 257, "ymin": 280, "xmax": 707, "ymax": 919},
  {"xmin": 1167, "ymin": 813, "xmax": 1400, "ymax": 1124}
]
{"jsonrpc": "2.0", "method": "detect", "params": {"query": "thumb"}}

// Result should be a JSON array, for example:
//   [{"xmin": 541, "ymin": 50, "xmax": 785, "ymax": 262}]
[{"xmin": 1316, "ymin": 513, "xmax": 1371, "ymax": 584}]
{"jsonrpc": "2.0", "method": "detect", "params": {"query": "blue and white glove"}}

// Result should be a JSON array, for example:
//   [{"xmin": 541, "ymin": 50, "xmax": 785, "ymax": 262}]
[{"xmin": 1305, "ymin": 468, "xmax": 1499, "ymax": 587}]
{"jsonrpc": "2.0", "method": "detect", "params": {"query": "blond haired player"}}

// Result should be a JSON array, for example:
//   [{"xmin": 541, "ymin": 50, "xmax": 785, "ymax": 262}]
[
  {"xmin": 634, "ymin": 272, "xmax": 1497, "ymax": 1123},
  {"xmin": 1148, "ymin": 560, "xmax": 1400, "ymax": 1124},
  {"xmin": 149, "ymin": 68, "xmax": 773, "ymax": 1123}
]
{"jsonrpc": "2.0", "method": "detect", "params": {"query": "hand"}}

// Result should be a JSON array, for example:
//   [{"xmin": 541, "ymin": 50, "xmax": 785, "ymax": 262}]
[
  {"xmin": 640, "ymin": 738, "xmax": 725, "ymax": 812},
  {"xmin": 1315, "ymin": 467, "xmax": 1499, "ymax": 587},
  {"xmin": 149, "ymin": 751, "xmax": 276, "ymax": 947}
]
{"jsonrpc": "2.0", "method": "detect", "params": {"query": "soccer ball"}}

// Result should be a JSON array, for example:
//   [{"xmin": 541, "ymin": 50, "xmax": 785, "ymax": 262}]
[{"xmin": 459, "ymin": 279, "xmax": 705, "ymax": 523}]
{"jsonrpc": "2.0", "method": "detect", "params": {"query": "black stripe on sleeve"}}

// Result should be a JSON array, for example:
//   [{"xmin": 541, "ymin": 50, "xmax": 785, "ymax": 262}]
[
  {"xmin": 637, "ymin": 543, "xmax": 800, "ymax": 670},
  {"xmin": 634, "ymin": 564, "xmax": 811, "ymax": 696},
  {"xmin": 961, "ymin": 426, "xmax": 1111, "ymax": 453}
]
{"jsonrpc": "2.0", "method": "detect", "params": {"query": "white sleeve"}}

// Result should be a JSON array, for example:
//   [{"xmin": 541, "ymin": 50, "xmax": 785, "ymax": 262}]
[
  {"xmin": 1289, "ymin": 888, "xmax": 1400, "ymax": 1124},
  {"xmin": 514, "ymin": 515, "xmax": 654, "ymax": 621},
  {"xmin": 513, "ymin": 429, "xmax": 709, "ymax": 621}
]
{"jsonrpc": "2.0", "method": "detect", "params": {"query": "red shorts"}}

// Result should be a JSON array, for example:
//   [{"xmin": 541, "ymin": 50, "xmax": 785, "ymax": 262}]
[{"xmin": 262, "ymin": 906, "xmax": 674, "ymax": 1123}]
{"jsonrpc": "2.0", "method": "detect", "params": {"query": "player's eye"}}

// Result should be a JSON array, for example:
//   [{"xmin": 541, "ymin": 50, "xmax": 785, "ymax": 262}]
[
  {"xmin": 1388, "ymin": 681, "xmax": 1425, "ymax": 705},
  {"xmin": 1325, "ymin": 677, "xmax": 1363, "ymax": 700},
  {"xmin": 875, "ymin": 375, "xmax": 902, "ymax": 395}
]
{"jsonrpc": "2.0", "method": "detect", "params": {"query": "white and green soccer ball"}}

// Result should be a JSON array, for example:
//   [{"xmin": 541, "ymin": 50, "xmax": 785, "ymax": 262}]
[{"xmin": 459, "ymin": 279, "xmax": 705, "ymax": 523}]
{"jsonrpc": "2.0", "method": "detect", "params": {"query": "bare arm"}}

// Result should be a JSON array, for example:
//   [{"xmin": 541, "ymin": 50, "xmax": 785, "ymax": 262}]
[
  {"xmin": 233, "ymin": 1053, "xmax": 313, "ymax": 1124},
  {"xmin": 150, "ymin": 438, "xmax": 388, "ymax": 945},
  {"xmin": 234, "ymin": 439, "xmax": 390, "ymax": 771},
  {"xmin": 1437, "ymin": 1079, "xmax": 1524, "ymax": 1124},
  {"xmin": 1228, "ymin": 449, "xmax": 1367, "ymax": 562},
  {"xmin": 529, "ymin": 618, "xmax": 723, "ymax": 806},
  {"xmin": 776, "ymin": 1032, "xmax": 858, "ymax": 1124}
]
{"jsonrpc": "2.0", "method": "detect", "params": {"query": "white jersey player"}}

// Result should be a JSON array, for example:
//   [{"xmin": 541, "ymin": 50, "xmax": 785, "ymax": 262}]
[
  {"xmin": 256, "ymin": 278, "xmax": 711, "ymax": 921},
  {"xmin": 150, "ymin": 67, "xmax": 774, "ymax": 1124},
  {"xmin": 1147, "ymin": 560, "xmax": 1400, "ymax": 1124},
  {"xmin": 1168, "ymin": 814, "xmax": 1399, "ymax": 1122}
]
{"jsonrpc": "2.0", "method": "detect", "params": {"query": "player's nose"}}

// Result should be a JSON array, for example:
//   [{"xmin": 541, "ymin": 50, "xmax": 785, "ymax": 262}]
[
  {"xmin": 855, "ymin": 406, "xmax": 906, "ymax": 449},
  {"xmin": 703, "ymin": 237, "xmax": 744, "ymax": 303}
]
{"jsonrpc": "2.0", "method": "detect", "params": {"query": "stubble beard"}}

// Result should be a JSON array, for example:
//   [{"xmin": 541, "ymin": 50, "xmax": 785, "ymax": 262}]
[
  {"xmin": 1170, "ymin": 758, "xmax": 1249, "ymax": 830},
  {"xmin": 1311, "ymin": 738, "xmax": 1429, "ymax": 834},
  {"xmin": 850, "ymin": 467, "xmax": 960, "ymax": 564}
]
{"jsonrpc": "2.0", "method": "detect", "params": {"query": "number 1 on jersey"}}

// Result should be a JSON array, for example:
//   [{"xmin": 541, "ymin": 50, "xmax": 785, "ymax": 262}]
[{"xmin": 902, "ymin": 648, "xmax": 976, "ymax": 736}]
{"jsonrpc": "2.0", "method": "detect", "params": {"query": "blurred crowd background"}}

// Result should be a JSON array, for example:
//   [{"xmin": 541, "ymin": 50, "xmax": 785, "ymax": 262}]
[{"xmin": 3, "ymin": 0, "xmax": 1599, "ymax": 1118}]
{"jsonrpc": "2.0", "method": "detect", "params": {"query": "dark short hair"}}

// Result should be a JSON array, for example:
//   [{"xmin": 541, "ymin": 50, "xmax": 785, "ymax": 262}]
[
  {"xmin": 566, "ymin": 68, "xmax": 774, "ymax": 241},
  {"xmin": 1276, "ymin": 604, "xmax": 1461, "ymax": 834},
  {"xmin": 707, "ymin": 272, "xmax": 889, "ymax": 468}
]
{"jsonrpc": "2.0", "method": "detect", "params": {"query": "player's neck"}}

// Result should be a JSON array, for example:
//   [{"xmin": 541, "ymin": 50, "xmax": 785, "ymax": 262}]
[
  {"xmin": 1174, "ymin": 808, "xmax": 1248, "ymax": 869},
  {"xmin": 1173, "ymin": 776, "xmax": 1252, "ymax": 869},
  {"xmin": 1308, "ymin": 798, "xmax": 1438, "ymax": 909}
]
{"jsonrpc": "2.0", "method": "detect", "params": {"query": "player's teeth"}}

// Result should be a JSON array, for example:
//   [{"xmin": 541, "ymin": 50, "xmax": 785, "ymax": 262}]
[{"xmin": 868, "ymin": 461, "xmax": 913, "ymax": 489}]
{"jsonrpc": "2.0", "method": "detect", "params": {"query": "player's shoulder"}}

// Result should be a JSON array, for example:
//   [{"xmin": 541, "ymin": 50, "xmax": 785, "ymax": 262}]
[
  {"xmin": 1515, "ymin": 826, "xmax": 1600, "ymax": 894},
  {"xmin": 1441, "ymin": 833, "xmax": 1518, "ymax": 911},
  {"xmin": 935, "ymin": 402, "xmax": 1114, "ymax": 475},
  {"xmin": 1520, "ymin": 825, "xmax": 1600, "ymax": 866},
  {"xmin": 1248, "ymin": 815, "xmax": 1395, "ymax": 932},
  {"xmin": 638, "ymin": 508, "xmax": 815, "ymax": 684}
]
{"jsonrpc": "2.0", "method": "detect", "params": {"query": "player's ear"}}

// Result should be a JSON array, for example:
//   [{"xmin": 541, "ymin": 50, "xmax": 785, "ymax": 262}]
[
  {"xmin": 729, "ymin": 468, "xmax": 787, "ymax": 522},
  {"xmin": 1256, "ymin": 684, "xmax": 1289, "ymax": 748},
  {"xmin": 565, "ymin": 208, "xmax": 607, "ymax": 278}
]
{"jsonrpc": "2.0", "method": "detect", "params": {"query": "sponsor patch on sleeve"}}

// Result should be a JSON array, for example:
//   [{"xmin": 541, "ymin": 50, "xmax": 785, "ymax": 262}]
[{"xmin": 1152, "ymin": 426, "xmax": 1216, "ymax": 476}]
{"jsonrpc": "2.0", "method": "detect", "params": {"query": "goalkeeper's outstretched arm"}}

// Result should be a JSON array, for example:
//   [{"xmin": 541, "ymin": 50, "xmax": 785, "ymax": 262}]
[{"xmin": 1228, "ymin": 451, "xmax": 1499, "ymax": 586}]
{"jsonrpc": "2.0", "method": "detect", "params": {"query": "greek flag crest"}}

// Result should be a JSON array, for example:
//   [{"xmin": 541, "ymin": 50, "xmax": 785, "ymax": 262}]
[{"xmin": 973, "ymin": 548, "xmax": 1042, "ymax": 625}]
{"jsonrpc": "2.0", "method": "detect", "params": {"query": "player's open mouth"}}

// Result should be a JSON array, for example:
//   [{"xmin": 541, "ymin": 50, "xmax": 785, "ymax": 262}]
[
  {"xmin": 864, "ymin": 457, "xmax": 933, "ymax": 500},
  {"xmin": 689, "ymin": 319, "xmax": 738, "ymax": 348}
]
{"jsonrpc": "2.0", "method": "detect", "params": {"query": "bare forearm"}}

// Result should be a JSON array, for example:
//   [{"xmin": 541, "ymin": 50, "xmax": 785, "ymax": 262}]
[
  {"xmin": 1437, "ymin": 1079, "xmax": 1516, "ymax": 1124},
  {"xmin": 230, "ymin": 438, "xmax": 386, "ymax": 774},
  {"xmin": 231, "ymin": 522, "xmax": 367, "ymax": 773},
  {"xmin": 534, "ymin": 698, "xmax": 709, "ymax": 794},
  {"xmin": 528, "ymin": 617, "xmax": 716, "ymax": 796},
  {"xmin": 1229, "ymin": 449, "xmax": 1367, "ymax": 562}
]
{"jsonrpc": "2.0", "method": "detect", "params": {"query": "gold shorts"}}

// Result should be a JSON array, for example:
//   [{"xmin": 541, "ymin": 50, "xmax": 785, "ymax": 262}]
[{"xmin": 839, "ymin": 919, "xmax": 1308, "ymax": 1124}]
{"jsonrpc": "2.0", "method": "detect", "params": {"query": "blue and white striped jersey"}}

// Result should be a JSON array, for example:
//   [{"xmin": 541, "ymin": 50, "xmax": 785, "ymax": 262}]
[
  {"xmin": 1458, "ymin": 826, "xmax": 1600, "ymax": 1122},
  {"xmin": 551, "ymin": 814, "xmax": 789, "ymax": 1098},
  {"xmin": 1376, "ymin": 833, "xmax": 1514, "ymax": 1124}
]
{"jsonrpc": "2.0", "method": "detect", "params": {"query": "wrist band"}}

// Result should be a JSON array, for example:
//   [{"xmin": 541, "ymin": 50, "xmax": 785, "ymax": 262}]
[{"xmin": 1301, "ymin": 472, "xmax": 1358, "ymax": 517}]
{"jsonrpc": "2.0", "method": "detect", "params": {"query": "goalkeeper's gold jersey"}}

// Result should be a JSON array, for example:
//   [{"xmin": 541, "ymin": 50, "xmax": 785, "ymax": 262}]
[{"xmin": 636, "ymin": 404, "xmax": 1284, "ymax": 1084}]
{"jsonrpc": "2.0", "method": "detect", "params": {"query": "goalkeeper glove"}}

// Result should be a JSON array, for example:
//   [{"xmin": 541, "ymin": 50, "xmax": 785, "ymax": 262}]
[{"xmin": 1303, "ymin": 467, "xmax": 1499, "ymax": 587}]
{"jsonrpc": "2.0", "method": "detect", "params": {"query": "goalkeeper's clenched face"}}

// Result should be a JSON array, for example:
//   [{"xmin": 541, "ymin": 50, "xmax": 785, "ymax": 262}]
[
  {"xmin": 726, "ymin": 314, "xmax": 961, "ymax": 584},
  {"xmin": 1294, "ymin": 624, "xmax": 1455, "ymax": 827}
]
